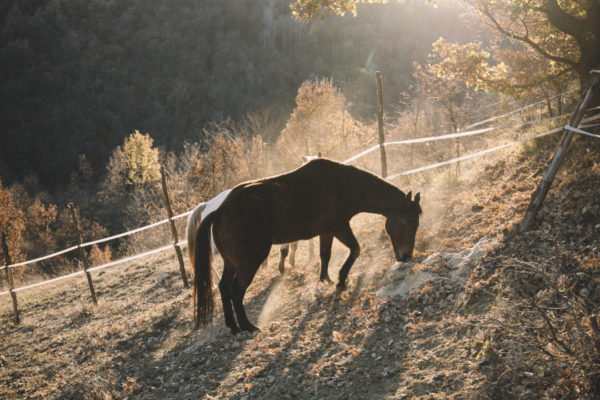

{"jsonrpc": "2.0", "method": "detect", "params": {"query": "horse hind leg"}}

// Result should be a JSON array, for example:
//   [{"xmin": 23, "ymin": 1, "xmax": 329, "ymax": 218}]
[
  {"xmin": 231, "ymin": 264, "xmax": 261, "ymax": 332},
  {"xmin": 289, "ymin": 242, "xmax": 298, "ymax": 267},
  {"xmin": 278, "ymin": 244, "xmax": 289, "ymax": 274},
  {"xmin": 219, "ymin": 263, "xmax": 240, "ymax": 334}
]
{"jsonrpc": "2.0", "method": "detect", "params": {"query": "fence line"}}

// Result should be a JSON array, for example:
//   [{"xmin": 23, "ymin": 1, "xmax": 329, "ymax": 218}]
[
  {"xmin": 343, "ymin": 111, "xmax": 571, "ymax": 165},
  {"xmin": 386, "ymin": 112, "xmax": 600, "ymax": 181},
  {"xmin": 1, "ymin": 245, "xmax": 79, "ymax": 271},
  {"xmin": 0, "ymin": 241, "xmax": 188, "ymax": 297},
  {"xmin": 2, "ymin": 108, "xmax": 598, "ymax": 298},
  {"xmin": 82, "ymin": 210, "xmax": 192, "ymax": 248},
  {"xmin": 385, "ymin": 112, "xmax": 571, "ymax": 148},
  {"xmin": 464, "ymin": 93, "xmax": 563, "ymax": 129},
  {"xmin": 0, "ymin": 210, "xmax": 193, "ymax": 272},
  {"xmin": 387, "ymin": 127, "xmax": 562, "ymax": 180}
]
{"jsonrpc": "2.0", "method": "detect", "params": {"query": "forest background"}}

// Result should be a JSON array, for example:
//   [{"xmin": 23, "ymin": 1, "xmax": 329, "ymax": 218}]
[{"xmin": 1, "ymin": 0, "xmax": 487, "ymax": 188}]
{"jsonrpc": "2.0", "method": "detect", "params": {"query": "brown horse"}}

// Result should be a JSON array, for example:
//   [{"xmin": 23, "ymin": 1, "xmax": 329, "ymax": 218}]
[{"xmin": 192, "ymin": 158, "xmax": 421, "ymax": 333}]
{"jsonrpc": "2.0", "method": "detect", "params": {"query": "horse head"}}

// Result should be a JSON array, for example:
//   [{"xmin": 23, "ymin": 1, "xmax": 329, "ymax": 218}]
[{"xmin": 385, "ymin": 191, "xmax": 422, "ymax": 262}]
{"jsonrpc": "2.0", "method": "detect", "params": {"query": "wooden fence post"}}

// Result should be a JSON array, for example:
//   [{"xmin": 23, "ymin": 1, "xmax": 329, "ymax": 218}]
[
  {"xmin": 376, "ymin": 71, "xmax": 388, "ymax": 178},
  {"xmin": 262, "ymin": 142, "xmax": 270, "ymax": 177},
  {"xmin": 455, "ymin": 128, "xmax": 461, "ymax": 182},
  {"xmin": 1, "ymin": 231, "xmax": 20, "ymax": 324},
  {"xmin": 160, "ymin": 166, "xmax": 189, "ymax": 287},
  {"xmin": 68, "ymin": 203, "xmax": 98, "ymax": 305},
  {"xmin": 520, "ymin": 71, "xmax": 600, "ymax": 231}
]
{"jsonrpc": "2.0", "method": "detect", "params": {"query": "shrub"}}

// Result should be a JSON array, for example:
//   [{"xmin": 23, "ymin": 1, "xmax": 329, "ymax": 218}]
[{"xmin": 89, "ymin": 244, "xmax": 112, "ymax": 267}]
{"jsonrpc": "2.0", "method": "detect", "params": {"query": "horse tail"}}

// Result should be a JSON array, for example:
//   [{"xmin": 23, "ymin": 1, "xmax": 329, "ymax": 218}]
[
  {"xmin": 186, "ymin": 202, "xmax": 207, "ymax": 268},
  {"xmin": 193, "ymin": 210, "xmax": 219, "ymax": 328}
]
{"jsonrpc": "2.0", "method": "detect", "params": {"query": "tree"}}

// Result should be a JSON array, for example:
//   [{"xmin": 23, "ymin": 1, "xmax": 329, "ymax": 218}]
[
  {"xmin": 122, "ymin": 131, "xmax": 161, "ymax": 188},
  {"xmin": 276, "ymin": 79, "xmax": 371, "ymax": 168},
  {"xmin": 290, "ymin": 0, "xmax": 371, "ymax": 20},
  {"xmin": 413, "ymin": 57, "xmax": 469, "ymax": 133},
  {"xmin": 22, "ymin": 198, "xmax": 58, "ymax": 259},
  {"xmin": 472, "ymin": 0, "xmax": 599, "ymax": 90},
  {"xmin": 101, "ymin": 131, "xmax": 160, "ymax": 196},
  {"xmin": 1, "ymin": 0, "xmax": 473, "ymax": 188},
  {"xmin": 98, "ymin": 131, "xmax": 161, "ymax": 232},
  {"xmin": 189, "ymin": 132, "xmax": 250, "ymax": 199},
  {"xmin": 291, "ymin": 0, "xmax": 600, "ymax": 94}
]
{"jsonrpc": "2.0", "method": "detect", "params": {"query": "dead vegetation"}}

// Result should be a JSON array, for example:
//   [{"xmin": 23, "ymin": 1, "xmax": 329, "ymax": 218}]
[{"xmin": 1, "ymin": 132, "xmax": 600, "ymax": 399}]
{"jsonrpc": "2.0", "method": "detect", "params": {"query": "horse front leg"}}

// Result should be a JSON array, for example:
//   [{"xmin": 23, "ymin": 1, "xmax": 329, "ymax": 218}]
[
  {"xmin": 289, "ymin": 242, "xmax": 298, "ymax": 267},
  {"xmin": 319, "ymin": 233, "xmax": 334, "ymax": 285},
  {"xmin": 333, "ymin": 224, "xmax": 360, "ymax": 291}
]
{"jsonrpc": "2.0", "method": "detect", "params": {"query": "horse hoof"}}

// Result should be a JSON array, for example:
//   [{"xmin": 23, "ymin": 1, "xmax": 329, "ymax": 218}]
[
  {"xmin": 242, "ymin": 324, "xmax": 260, "ymax": 333},
  {"xmin": 229, "ymin": 326, "xmax": 242, "ymax": 335},
  {"xmin": 320, "ymin": 276, "xmax": 334, "ymax": 285},
  {"xmin": 336, "ymin": 282, "xmax": 346, "ymax": 292}
]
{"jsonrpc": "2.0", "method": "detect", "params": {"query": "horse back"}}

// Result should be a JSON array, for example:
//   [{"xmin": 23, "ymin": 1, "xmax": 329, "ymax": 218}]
[{"xmin": 217, "ymin": 159, "xmax": 362, "ymax": 244}]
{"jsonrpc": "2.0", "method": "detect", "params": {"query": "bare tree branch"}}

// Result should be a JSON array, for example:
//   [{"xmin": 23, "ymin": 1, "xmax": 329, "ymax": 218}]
[{"xmin": 481, "ymin": 4, "xmax": 577, "ymax": 68}]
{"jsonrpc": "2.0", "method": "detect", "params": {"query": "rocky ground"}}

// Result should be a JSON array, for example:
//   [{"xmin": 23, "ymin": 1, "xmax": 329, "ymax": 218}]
[{"xmin": 1, "ymin": 133, "xmax": 600, "ymax": 399}]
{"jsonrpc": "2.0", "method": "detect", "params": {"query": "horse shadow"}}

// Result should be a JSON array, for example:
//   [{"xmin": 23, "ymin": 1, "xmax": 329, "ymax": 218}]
[
  {"xmin": 104, "ymin": 273, "xmax": 283, "ymax": 399},
  {"xmin": 236, "ymin": 272, "xmax": 412, "ymax": 400},
  {"xmin": 80, "ymin": 241, "xmax": 429, "ymax": 400}
]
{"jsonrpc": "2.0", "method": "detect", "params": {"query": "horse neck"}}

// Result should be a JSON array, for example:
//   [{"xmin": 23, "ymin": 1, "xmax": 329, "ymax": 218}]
[{"xmin": 356, "ymin": 174, "xmax": 404, "ymax": 216}]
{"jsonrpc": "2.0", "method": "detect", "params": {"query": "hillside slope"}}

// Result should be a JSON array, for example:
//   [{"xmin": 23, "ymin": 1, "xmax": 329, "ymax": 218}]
[{"xmin": 1, "ymin": 134, "xmax": 599, "ymax": 399}]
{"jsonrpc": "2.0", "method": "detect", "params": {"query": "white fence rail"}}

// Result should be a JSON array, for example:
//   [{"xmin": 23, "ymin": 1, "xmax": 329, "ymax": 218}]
[{"xmin": 0, "ymin": 211, "xmax": 192, "ymax": 272}]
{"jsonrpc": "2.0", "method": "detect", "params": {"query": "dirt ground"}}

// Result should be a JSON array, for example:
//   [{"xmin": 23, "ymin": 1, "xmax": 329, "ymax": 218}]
[{"xmin": 2, "ymin": 135, "xmax": 599, "ymax": 399}]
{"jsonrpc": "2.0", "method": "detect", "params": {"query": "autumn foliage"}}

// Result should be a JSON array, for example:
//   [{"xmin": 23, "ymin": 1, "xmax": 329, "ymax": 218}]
[
  {"xmin": 0, "ymin": 178, "xmax": 25, "ymax": 272},
  {"xmin": 277, "ymin": 79, "xmax": 372, "ymax": 169}
]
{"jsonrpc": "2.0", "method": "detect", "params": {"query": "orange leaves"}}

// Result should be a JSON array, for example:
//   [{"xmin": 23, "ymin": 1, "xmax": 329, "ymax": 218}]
[
  {"xmin": 0, "ymin": 178, "xmax": 25, "ymax": 266},
  {"xmin": 429, "ymin": 39, "xmax": 492, "ymax": 89},
  {"xmin": 89, "ymin": 244, "xmax": 112, "ymax": 267},
  {"xmin": 290, "ymin": 0, "xmax": 361, "ymax": 21}
]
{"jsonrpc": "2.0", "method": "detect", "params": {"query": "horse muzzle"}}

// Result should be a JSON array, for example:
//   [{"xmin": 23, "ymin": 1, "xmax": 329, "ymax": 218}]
[{"xmin": 396, "ymin": 251, "xmax": 411, "ymax": 262}]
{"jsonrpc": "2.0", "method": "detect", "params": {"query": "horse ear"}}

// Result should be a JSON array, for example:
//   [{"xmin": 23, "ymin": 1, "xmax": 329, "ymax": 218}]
[
  {"xmin": 406, "ymin": 191, "xmax": 412, "ymax": 201},
  {"xmin": 414, "ymin": 192, "xmax": 420, "ymax": 204}
]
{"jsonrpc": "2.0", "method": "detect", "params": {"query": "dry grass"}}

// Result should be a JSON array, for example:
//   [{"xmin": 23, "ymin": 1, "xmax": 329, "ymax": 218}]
[{"xmin": 1, "ymin": 130, "xmax": 599, "ymax": 399}]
